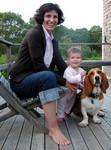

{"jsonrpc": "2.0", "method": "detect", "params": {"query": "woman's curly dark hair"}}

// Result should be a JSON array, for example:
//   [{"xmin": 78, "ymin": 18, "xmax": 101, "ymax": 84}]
[{"xmin": 34, "ymin": 3, "xmax": 65, "ymax": 25}]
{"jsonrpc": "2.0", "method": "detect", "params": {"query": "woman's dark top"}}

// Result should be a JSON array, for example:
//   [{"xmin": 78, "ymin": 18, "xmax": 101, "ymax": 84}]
[{"xmin": 9, "ymin": 24, "xmax": 67, "ymax": 86}]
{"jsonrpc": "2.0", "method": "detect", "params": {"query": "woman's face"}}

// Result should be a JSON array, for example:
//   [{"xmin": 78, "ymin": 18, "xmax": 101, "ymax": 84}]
[{"xmin": 42, "ymin": 10, "xmax": 58, "ymax": 34}]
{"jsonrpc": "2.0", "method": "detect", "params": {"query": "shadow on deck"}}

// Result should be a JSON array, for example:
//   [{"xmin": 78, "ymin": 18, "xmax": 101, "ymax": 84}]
[{"xmin": 0, "ymin": 81, "xmax": 111, "ymax": 150}]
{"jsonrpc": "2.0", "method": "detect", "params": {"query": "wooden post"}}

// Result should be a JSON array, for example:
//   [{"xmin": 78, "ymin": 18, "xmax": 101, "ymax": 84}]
[{"xmin": 6, "ymin": 45, "xmax": 11, "ymax": 74}]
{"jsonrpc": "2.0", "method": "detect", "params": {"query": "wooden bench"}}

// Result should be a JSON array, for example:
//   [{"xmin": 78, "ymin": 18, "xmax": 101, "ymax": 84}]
[{"xmin": 0, "ymin": 70, "xmax": 67, "ymax": 134}]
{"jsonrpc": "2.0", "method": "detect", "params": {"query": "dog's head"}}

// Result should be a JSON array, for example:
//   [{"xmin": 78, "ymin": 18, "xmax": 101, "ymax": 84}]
[{"xmin": 83, "ymin": 68, "xmax": 109, "ymax": 96}]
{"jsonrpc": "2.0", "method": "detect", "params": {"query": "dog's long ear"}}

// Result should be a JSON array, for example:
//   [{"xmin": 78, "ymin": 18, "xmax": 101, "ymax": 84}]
[
  {"xmin": 101, "ymin": 72, "xmax": 109, "ymax": 93},
  {"xmin": 83, "ymin": 76, "xmax": 93, "ymax": 96}
]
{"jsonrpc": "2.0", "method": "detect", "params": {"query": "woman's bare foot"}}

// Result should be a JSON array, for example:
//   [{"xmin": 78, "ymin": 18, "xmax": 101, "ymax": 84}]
[{"xmin": 49, "ymin": 128, "xmax": 70, "ymax": 145}]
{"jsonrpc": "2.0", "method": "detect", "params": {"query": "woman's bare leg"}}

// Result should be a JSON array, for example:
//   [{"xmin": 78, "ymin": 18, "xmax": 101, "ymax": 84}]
[{"xmin": 43, "ymin": 101, "xmax": 70, "ymax": 145}]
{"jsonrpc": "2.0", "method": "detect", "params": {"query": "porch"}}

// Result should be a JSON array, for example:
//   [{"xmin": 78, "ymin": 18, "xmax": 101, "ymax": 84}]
[{"xmin": 0, "ymin": 80, "xmax": 111, "ymax": 150}]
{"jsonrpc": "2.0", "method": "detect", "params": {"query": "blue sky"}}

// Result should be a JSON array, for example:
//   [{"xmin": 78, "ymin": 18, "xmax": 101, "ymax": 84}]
[{"xmin": 0, "ymin": 0, "xmax": 103, "ymax": 30}]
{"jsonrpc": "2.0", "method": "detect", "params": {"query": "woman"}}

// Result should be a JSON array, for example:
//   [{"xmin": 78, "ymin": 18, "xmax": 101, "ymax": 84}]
[{"xmin": 9, "ymin": 3, "xmax": 76, "ymax": 145}]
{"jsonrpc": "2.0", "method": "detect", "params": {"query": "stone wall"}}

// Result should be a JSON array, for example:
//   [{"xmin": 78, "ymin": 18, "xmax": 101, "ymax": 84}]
[{"xmin": 103, "ymin": 0, "xmax": 111, "ymax": 77}]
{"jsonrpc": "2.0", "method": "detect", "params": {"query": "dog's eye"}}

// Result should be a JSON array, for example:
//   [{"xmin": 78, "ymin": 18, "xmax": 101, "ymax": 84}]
[
  {"xmin": 97, "ymin": 71, "xmax": 102, "ymax": 74},
  {"xmin": 90, "ymin": 72, "xmax": 94, "ymax": 76}
]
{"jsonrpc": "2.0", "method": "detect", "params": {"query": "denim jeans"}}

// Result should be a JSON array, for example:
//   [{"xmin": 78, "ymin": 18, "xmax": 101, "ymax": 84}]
[{"xmin": 10, "ymin": 71, "xmax": 60, "ymax": 104}]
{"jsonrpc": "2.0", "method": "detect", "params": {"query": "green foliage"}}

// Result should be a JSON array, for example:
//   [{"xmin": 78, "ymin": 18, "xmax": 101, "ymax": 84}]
[
  {"xmin": 90, "ymin": 26, "xmax": 102, "ymax": 43},
  {"xmin": 0, "ymin": 12, "xmax": 29, "ymax": 54},
  {"xmin": 89, "ymin": 26, "xmax": 102, "ymax": 54},
  {"xmin": 70, "ymin": 28, "xmax": 91, "ymax": 43},
  {"xmin": 81, "ymin": 45, "xmax": 102, "ymax": 72},
  {"xmin": 82, "ymin": 46, "xmax": 101, "ymax": 60},
  {"xmin": 0, "ymin": 54, "xmax": 6, "ymax": 64},
  {"xmin": 0, "ymin": 12, "xmax": 26, "ymax": 40},
  {"xmin": 0, "ymin": 55, "xmax": 7, "ymax": 77},
  {"xmin": 53, "ymin": 25, "xmax": 73, "ymax": 43}
]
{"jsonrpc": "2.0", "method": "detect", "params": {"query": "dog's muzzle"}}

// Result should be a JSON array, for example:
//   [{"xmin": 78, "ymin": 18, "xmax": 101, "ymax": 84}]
[{"xmin": 94, "ymin": 75, "xmax": 101, "ymax": 85}]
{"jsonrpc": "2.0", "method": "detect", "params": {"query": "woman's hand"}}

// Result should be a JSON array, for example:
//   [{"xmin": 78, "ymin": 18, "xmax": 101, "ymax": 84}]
[{"xmin": 65, "ymin": 80, "xmax": 78, "ymax": 91}]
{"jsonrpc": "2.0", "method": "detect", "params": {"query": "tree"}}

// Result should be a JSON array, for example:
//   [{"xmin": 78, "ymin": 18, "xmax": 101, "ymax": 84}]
[
  {"xmin": 71, "ymin": 28, "xmax": 90, "ymax": 43},
  {"xmin": 0, "ymin": 12, "xmax": 28, "ymax": 42},
  {"xmin": 0, "ymin": 12, "xmax": 29, "ymax": 55},
  {"xmin": 89, "ymin": 26, "xmax": 102, "ymax": 54}
]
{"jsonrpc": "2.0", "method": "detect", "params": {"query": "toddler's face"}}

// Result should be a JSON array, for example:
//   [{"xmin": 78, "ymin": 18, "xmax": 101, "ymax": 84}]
[{"xmin": 68, "ymin": 52, "xmax": 82, "ymax": 69}]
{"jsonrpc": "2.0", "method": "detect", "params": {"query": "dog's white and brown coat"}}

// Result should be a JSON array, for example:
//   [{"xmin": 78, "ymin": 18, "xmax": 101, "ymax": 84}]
[{"xmin": 72, "ymin": 68, "xmax": 109, "ymax": 127}]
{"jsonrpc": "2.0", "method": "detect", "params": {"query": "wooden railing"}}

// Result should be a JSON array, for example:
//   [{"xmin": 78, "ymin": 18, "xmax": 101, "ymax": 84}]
[
  {"xmin": 0, "ymin": 38, "xmax": 111, "ymax": 72},
  {"xmin": 0, "ymin": 38, "xmax": 19, "ymax": 72}
]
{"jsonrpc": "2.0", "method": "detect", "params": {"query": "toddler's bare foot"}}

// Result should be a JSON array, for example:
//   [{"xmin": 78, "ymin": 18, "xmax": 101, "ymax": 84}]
[
  {"xmin": 65, "ymin": 112, "xmax": 71, "ymax": 117},
  {"xmin": 49, "ymin": 128, "xmax": 70, "ymax": 145},
  {"xmin": 57, "ymin": 118, "xmax": 64, "ymax": 122}
]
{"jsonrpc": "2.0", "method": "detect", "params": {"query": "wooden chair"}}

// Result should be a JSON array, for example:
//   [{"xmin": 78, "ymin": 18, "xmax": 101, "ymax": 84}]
[{"xmin": 0, "ymin": 71, "xmax": 67, "ymax": 133}]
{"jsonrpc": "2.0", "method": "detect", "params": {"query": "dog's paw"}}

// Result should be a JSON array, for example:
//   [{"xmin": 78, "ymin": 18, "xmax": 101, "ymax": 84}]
[
  {"xmin": 97, "ymin": 110, "xmax": 105, "ymax": 117},
  {"xmin": 93, "ymin": 118, "xmax": 102, "ymax": 124},
  {"xmin": 78, "ymin": 120, "xmax": 88, "ymax": 127}
]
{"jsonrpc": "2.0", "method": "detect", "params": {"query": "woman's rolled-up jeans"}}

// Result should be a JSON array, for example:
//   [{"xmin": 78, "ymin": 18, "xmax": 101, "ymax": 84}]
[{"xmin": 10, "ymin": 71, "xmax": 60, "ymax": 104}]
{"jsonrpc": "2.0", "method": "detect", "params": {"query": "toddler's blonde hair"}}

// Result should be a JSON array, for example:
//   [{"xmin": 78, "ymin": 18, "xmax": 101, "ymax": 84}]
[{"xmin": 67, "ymin": 47, "xmax": 82, "ymax": 58}]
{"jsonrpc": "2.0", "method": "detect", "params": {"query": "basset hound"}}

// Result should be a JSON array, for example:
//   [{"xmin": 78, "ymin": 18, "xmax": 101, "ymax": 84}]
[{"xmin": 71, "ymin": 68, "xmax": 109, "ymax": 127}]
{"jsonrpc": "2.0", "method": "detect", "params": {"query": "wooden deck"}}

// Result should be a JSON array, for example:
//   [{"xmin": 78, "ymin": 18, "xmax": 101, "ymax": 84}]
[{"xmin": 0, "ymin": 80, "xmax": 111, "ymax": 150}]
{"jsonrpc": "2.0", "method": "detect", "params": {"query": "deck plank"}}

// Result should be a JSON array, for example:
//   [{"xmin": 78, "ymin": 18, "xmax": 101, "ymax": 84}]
[
  {"xmin": 0, "ymin": 116, "xmax": 16, "ymax": 149},
  {"xmin": 16, "ymin": 118, "xmax": 33, "ymax": 150},
  {"xmin": 73, "ymin": 115, "xmax": 103, "ymax": 150},
  {"xmin": 65, "ymin": 116, "xmax": 88, "ymax": 150},
  {"xmin": 31, "ymin": 128, "xmax": 45, "ymax": 150},
  {"xmin": 89, "ymin": 123, "xmax": 111, "ymax": 149},
  {"xmin": 2, "ymin": 115, "xmax": 24, "ymax": 150}
]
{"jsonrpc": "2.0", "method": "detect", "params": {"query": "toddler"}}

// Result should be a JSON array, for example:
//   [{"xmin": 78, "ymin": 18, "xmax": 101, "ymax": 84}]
[{"xmin": 57, "ymin": 47, "xmax": 86, "ymax": 121}]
